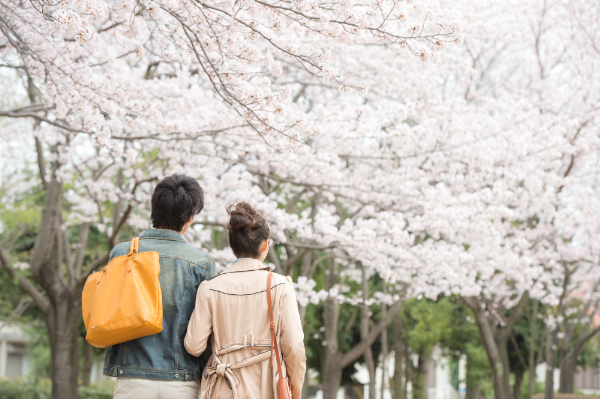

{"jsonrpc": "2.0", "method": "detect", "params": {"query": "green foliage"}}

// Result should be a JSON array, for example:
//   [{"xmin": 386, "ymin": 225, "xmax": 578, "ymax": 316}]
[
  {"xmin": 0, "ymin": 269, "xmax": 29, "ymax": 320},
  {"xmin": 465, "ymin": 340, "xmax": 491, "ymax": 392},
  {"xmin": 0, "ymin": 188, "xmax": 51, "ymax": 377},
  {"xmin": 578, "ymin": 335, "xmax": 600, "ymax": 368},
  {"xmin": 418, "ymin": 297, "xmax": 494, "ymax": 398},
  {"xmin": 23, "ymin": 322, "xmax": 52, "ymax": 379},
  {"xmin": 0, "ymin": 378, "xmax": 50, "ymax": 399},
  {"xmin": 0, "ymin": 378, "xmax": 114, "ymax": 399},
  {"xmin": 402, "ymin": 296, "xmax": 454, "ymax": 356},
  {"xmin": 449, "ymin": 359, "xmax": 459, "ymax": 390},
  {"xmin": 520, "ymin": 372, "xmax": 544, "ymax": 399}
]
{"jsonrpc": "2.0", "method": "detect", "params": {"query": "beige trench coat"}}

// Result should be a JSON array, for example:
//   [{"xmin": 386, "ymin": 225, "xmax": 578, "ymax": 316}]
[{"xmin": 184, "ymin": 258, "xmax": 306, "ymax": 399}]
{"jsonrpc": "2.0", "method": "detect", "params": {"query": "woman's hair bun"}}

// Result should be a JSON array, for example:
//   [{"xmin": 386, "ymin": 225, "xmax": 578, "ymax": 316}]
[
  {"xmin": 226, "ymin": 202, "xmax": 270, "ymax": 258},
  {"xmin": 226, "ymin": 202, "xmax": 266, "ymax": 233}
]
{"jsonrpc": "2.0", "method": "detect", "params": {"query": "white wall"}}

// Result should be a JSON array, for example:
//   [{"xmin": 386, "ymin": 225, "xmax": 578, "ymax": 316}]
[
  {"xmin": 0, "ymin": 323, "xmax": 31, "ymax": 378},
  {"xmin": 536, "ymin": 363, "xmax": 560, "ymax": 392}
]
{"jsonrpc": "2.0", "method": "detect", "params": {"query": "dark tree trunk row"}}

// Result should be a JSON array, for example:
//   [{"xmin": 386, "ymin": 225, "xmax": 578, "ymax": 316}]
[
  {"xmin": 393, "ymin": 310, "xmax": 406, "ymax": 399},
  {"xmin": 463, "ymin": 293, "xmax": 529, "ymax": 399},
  {"xmin": 321, "ymin": 258, "xmax": 403, "ymax": 399}
]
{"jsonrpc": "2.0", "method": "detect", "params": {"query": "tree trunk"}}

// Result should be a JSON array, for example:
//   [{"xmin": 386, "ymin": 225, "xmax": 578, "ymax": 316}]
[
  {"xmin": 405, "ymin": 352, "xmax": 411, "ymax": 399},
  {"xmin": 322, "ymin": 352, "xmax": 341, "ymax": 399},
  {"xmin": 298, "ymin": 253, "xmax": 312, "ymax": 327},
  {"xmin": 412, "ymin": 351, "xmax": 427, "ymax": 399},
  {"xmin": 381, "ymin": 329, "xmax": 388, "ymax": 399},
  {"xmin": 558, "ymin": 325, "xmax": 600, "ymax": 394},
  {"xmin": 558, "ymin": 354, "xmax": 577, "ymax": 393},
  {"xmin": 497, "ymin": 338, "xmax": 512, "ymax": 399},
  {"xmin": 466, "ymin": 385, "xmax": 476, "ymax": 399},
  {"xmin": 393, "ymin": 313, "xmax": 405, "ymax": 399},
  {"xmin": 544, "ymin": 329, "xmax": 557, "ymax": 399},
  {"xmin": 366, "ymin": 347, "xmax": 377, "ymax": 399},
  {"xmin": 0, "ymin": 139, "xmax": 138, "ymax": 399},
  {"xmin": 465, "ymin": 296, "xmax": 514, "ymax": 399},
  {"xmin": 82, "ymin": 340, "xmax": 94, "ymax": 386},
  {"xmin": 48, "ymin": 295, "xmax": 80, "ymax": 399},
  {"xmin": 299, "ymin": 304, "xmax": 307, "ymax": 330},
  {"xmin": 321, "ymin": 260, "xmax": 403, "ymax": 399},
  {"xmin": 300, "ymin": 253, "xmax": 311, "ymax": 399},
  {"xmin": 381, "ymin": 283, "xmax": 389, "ymax": 399},
  {"xmin": 528, "ymin": 300, "xmax": 539, "ymax": 399},
  {"xmin": 362, "ymin": 265, "xmax": 376, "ymax": 399},
  {"xmin": 514, "ymin": 368, "xmax": 524, "ymax": 399},
  {"xmin": 301, "ymin": 368, "xmax": 310, "ymax": 399},
  {"xmin": 466, "ymin": 355, "xmax": 476, "ymax": 399},
  {"xmin": 473, "ymin": 320, "xmax": 509, "ymax": 399},
  {"xmin": 322, "ymin": 258, "xmax": 341, "ymax": 399},
  {"xmin": 421, "ymin": 355, "xmax": 430, "ymax": 399}
]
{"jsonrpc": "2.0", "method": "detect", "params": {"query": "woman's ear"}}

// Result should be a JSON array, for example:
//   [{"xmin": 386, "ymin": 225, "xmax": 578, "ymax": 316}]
[{"xmin": 259, "ymin": 239, "xmax": 269, "ymax": 261}]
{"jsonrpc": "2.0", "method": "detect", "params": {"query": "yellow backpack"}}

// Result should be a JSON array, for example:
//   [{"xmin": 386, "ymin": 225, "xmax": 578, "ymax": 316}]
[{"xmin": 82, "ymin": 237, "xmax": 163, "ymax": 348}]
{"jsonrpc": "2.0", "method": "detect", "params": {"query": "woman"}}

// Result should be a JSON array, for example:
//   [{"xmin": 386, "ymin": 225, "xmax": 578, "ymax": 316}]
[{"xmin": 185, "ymin": 202, "xmax": 306, "ymax": 399}]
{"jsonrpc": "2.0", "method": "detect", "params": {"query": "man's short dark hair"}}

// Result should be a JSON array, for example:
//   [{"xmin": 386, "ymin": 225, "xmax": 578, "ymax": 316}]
[{"xmin": 151, "ymin": 174, "xmax": 204, "ymax": 232}]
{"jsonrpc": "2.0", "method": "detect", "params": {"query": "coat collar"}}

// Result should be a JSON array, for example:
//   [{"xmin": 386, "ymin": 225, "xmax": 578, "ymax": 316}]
[
  {"xmin": 222, "ymin": 258, "xmax": 270, "ymax": 274},
  {"xmin": 140, "ymin": 229, "xmax": 186, "ymax": 242}
]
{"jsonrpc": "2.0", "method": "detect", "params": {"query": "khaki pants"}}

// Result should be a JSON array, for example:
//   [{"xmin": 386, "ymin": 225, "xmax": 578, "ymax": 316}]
[{"xmin": 113, "ymin": 378, "xmax": 200, "ymax": 399}]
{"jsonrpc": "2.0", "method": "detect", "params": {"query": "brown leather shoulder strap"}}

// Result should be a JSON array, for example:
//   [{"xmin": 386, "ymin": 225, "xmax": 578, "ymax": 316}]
[{"xmin": 267, "ymin": 272, "xmax": 284, "ymax": 380}]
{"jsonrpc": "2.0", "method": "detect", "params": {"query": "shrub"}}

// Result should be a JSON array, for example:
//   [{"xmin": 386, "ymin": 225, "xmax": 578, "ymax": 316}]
[
  {"xmin": 0, "ymin": 378, "xmax": 113, "ymax": 399},
  {"xmin": 0, "ymin": 378, "xmax": 50, "ymax": 399}
]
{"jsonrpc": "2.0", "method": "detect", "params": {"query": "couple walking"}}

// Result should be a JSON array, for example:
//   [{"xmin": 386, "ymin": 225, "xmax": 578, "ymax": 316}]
[{"xmin": 104, "ymin": 174, "xmax": 306, "ymax": 399}]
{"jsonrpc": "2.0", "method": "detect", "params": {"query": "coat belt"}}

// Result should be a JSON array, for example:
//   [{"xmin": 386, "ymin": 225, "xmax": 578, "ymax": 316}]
[{"xmin": 205, "ymin": 350, "xmax": 272, "ymax": 399}]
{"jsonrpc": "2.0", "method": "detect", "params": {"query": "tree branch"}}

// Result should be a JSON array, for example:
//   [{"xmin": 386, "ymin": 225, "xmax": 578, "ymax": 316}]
[
  {"xmin": 109, "ymin": 177, "xmax": 155, "ymax": 248},
  {"xmin": 573, "ymin": 324, "xmax": 600, "ymax": 356},
  {"xmin": 73, "ymin": 222, "xmax": 90, "ymax": 278},
  {"xmin": 504, "ymin": 291, "xmax": 530, "ymax": 333},
  {"xmin": 462, "ymin": 295, "xmax": 479, "ymax": 311},
  {"xmin": 340, "ymin": 299, "xmax": 403, "ymax": 368},
  {"xmin": 29, "ymin": 165, "xmax": 62, "ymax": 274},
  {"xmin": 284, "ymin": 248, "xmax": 310, "ymax": 275},
  {"xmin": 0, "ymin": 105, "xmax": 81, "ymax": 133},
  {"xmin": 77, "ymin": 178, "xmax": 153, "ymax": 286},
  {"xmin": 34, "ymin": 133, "xmax": 47, "ymax": 191},
  {"xmin": 0, "ymin": 245, "xmax": 50, "ymax": 314},
  {"xmin": 0, "ymin": 298, "xmax": 33, "ymax": 334},
  {"xmin": 285, "ymin": 241, "xmax": 337, "ymax": 250},
  {"xmin": 77, "ymin": 253, "xmax": 110, "ymax": 289},
  {"xmin": 267, "ymin": 249, "xmax": 282, "ymax": 273},
  {"xmin": 192, "ymin": 220, "xmax": 226, "ymax": 228}
]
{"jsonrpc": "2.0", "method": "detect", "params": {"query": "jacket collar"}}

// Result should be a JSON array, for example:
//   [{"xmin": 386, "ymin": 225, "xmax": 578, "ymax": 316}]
[
  {"xmin": 222, "ymin": 258, "xmax": 270, "ymax": 274},
  {"xmin": 140, "ymin": 229, "xmax": 186, "ymax": 242}
]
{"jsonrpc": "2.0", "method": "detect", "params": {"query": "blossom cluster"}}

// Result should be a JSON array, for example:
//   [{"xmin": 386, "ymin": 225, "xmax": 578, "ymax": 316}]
[{"xmin": 1, "ymin": 0, "xmax": 600, "ymax": 328}]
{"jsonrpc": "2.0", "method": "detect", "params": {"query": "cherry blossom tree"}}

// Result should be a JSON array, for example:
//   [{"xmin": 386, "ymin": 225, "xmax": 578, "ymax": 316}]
[
  {"xmin": 2, "ymin": 0, "xmax": 600, "ymax": 399},
  {"xmin": 405, "ymin": 0, "xmax": 600, "ymax": 398},
  {"xmin": 0, "ymin": 0, "xmax": 465, "ymax": 397},
  {"xmin": 0, "ymin": 124, "xmax": 160, "ymax": 398},
  {"xmin": 0, "ymin": 0, "xmax": 462, "ymax": 147}
]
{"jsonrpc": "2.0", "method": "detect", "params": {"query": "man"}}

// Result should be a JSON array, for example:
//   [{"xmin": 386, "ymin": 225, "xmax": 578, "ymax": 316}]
[{"xmin": 104, "ymin": 174, "xmax": 216, "ymax": 399}]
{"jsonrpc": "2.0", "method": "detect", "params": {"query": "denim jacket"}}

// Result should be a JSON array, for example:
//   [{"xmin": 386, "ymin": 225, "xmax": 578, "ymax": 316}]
[{"xmin": 103, "ymin": 229, "xmax": 216, "ymax": 381}]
